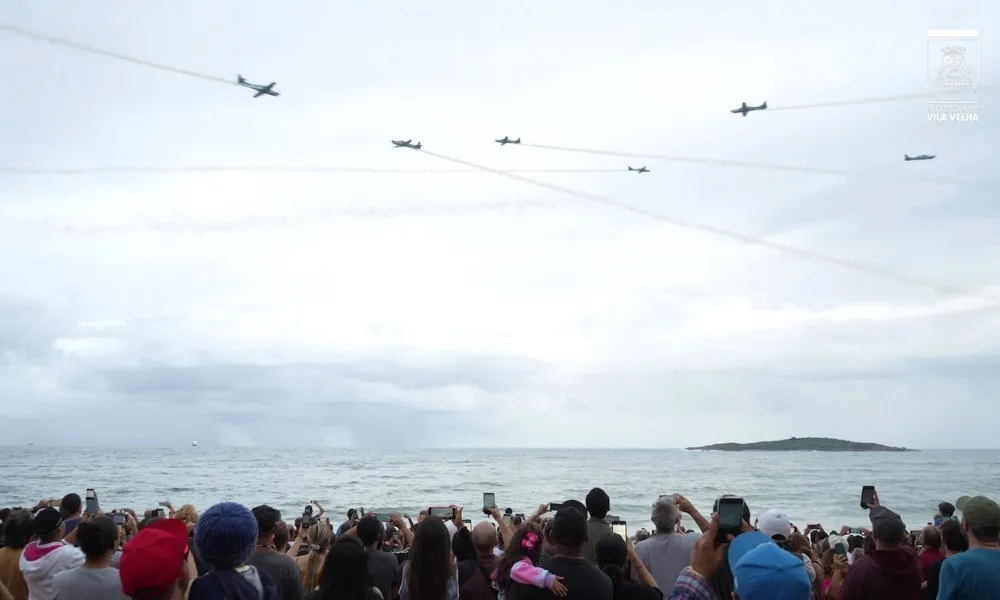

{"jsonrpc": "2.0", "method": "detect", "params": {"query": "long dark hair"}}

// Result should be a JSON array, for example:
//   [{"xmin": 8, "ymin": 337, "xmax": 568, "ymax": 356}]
[
  {"xmin": 406, "ymin": 518, "xmax": 455, "ymax": 600},
  {"xmin": 495, "ymin": 522, "xmax": 544, "ymax": 591},
  {"xmin": 315, "ymin": 535, "xmax": 373, "ymax": 600},
  {"xmin": 594, "ymin": 533, "xmax": 630, "ymax": 582}
]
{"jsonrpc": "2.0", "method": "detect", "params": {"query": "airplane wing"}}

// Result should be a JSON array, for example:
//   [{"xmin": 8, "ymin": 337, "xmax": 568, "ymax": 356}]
[{"xmin": 254, "ymin": 89, "xmax": 266, "ymax": 98}]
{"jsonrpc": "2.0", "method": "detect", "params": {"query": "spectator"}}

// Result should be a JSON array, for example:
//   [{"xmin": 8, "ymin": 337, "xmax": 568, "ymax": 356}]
[
  {"xmin": 936, "ymin": 502, "xmax": 958, "ymax": 527},
  {"xmin": 191, "ymin": 501, "xmax": 279, "ymax": 599},
  {"xmin": 457, "ymin": 522, "xmax": 500, "ymax": 600},
  {"xmin": 338, "ymin": 510, "xmax": 360, "ymax": 537},
  {"xmin": 583, "ymin": 489, "xmax": 612, "ymax": 563},
  {"xmin": 705, "ymin": 496, "xmax": 750, "ymax": 600},
  {"xmin": 357, "ymin": 516, "xmax": 401, "ymax": 600},
  {"xmin": 839, "ymin": 506, "xmax": 921, "ymax": 600},
  {"xmin": 495, "ymin": 522, "xmax": 566, "ymax": 600},
  {"xmin": 594, "ymin": 533, "xmax": 661, "ymax": 600},
  {"xmin": 118, "ymin": 519, "xmax": 193, "ymax": 600},
  {"xmin": 51, "ymin": 516, "xmax": 126, "ymax": 599},
  {"xmin": 0, "ymin": 510, "xmax": 32, "ymax": 600},
  {"xmin": 18, "ymin": 508, "xmax": 84, "ymax": 600},
  {"xmin": 309, "ymin": 536, "xmax": 383, "ymax": 600},
  {"xmin": 923, "ymin": 519, "xmax": 967, "ymax": 600},
  {"xmin": 507, "ymin": 508, "xmax": 612, "ymax": 600},
  {"xmin": 58, "ymin": 496, "xmax": 82, "ymax": 539},
  {"xmin": 916, "ymin": 526, "xmax": 944, "ymax": 582},
  {"xmin": 400, "ymin": 517, "xmax": 458, "ymax": 600},
  {"xmin": 248, "ymin": 505, "xmax": 304, "ymax": 600},
  {"xmin": 937, "ymin": 495, "xmax": 1000, "ymax": 599},
  {"xmin": 633, "ymin": 497, "xmax": 701, "ymax": 593},
  {"xmin": 295, "ymin": 523, "xmax": 332, "ymax": 592}
]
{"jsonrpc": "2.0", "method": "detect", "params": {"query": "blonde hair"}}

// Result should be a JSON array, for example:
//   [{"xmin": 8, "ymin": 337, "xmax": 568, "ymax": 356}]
[
  {"xmin": 302, "ymin": 523, "xmax": 333, "ymax": 590},
  {"xmin": 175, "ymin": 504, "xmax": 199, "ymax": 529}
]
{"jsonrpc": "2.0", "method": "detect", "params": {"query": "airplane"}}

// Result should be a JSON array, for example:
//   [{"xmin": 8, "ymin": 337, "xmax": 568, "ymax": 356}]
[
  {"xmin": 237, "ymin": 75, "xmax": 279, "ymax": 98},
  {"xmin": 628, "ymin": 166, "xmax": 649, "ymax": 174},
  {"xmin": 391, "ymin": 140, "xmax": 422, "ymax": 149},
  {"xmin": 731, "ymin": 101, "xmax": 767, "ymax": 117},
  {"xmin": 495, "ymin": 136, "xmax": 521, "ymax": 145},
  {"xmin": 904, "ymin": 154, "xmax": 936, "ymax": 161}
]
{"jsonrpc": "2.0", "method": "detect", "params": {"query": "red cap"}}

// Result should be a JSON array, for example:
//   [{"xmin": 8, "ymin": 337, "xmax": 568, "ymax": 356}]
[{"xmin": 119, "ymin": 518, "xmax": 188, "ymax": 597}]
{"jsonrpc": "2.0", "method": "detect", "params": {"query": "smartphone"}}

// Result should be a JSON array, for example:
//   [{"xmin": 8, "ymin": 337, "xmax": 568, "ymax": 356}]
[
  {"xmin": 716, "ymin": 496, "xmax": 744, "ymax": 543},
  {"xmin": 849, "ymin": 527, "xmax": 862, "ymax": 534},
  {"xmin": 860, "ymin": 486, "xmax": 876, "ymax": 509},
  {"xmin": 502, "ymin": 514, "xmax": 513, "ymax": 526},
  {"xmin": 807, "ymin": 523, "xmax": 821, "ymax": 530},
  {"xmin": 85, "ymin": 489, "xmax": 99, "ymax": 516},
  {"xmin": 463, "ymin": 519, "xmax": 472, "ymax": 529},
  {"xmin": 548, "ymin": 502, "xmax": 566, "ymax": 512},
  {"xmin": 428, "ymin": 506, "xmax": 456, "ymax": 520},
  {"xmin": 611, "ymin": 520, "xmax": 628, "ymax": 540},
  {"xmin": 376, "ymin": 512, "xmax": 391, "ymax": 523},
  {"xmin": 112, "ymin": 514, "xmax": 126, "ymax": 525},
  {"xmin": 483, "ymin": 493, "xmax": 496, "ymax": 513},
  {"xmin": 302, "ymin": 505, "xmax": 314, "ymax": 527},
  {"xmin": 834, "ymin": 542, "xmax": 848, "ymax": 556},
  {"xmin": 153, "ymin": 508, "xmax": 165, "ymax": 518}
]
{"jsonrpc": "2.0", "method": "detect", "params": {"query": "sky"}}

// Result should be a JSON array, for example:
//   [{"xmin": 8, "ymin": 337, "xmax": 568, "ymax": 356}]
[{"xmin": 0, "ymin": 0, "xmax": 997, "ymax": 449}]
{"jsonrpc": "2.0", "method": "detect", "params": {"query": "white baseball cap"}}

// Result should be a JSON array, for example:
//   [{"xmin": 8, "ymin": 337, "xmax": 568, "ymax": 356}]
[{"xmin": 758, "ymin": 509, "xmax": 792, "ymax": 540}]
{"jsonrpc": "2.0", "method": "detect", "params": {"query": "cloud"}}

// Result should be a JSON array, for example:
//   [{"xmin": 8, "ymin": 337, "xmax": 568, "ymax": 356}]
[{"xmin": 1, "ymin": 0, "xmax": 998, "ymax": 448}]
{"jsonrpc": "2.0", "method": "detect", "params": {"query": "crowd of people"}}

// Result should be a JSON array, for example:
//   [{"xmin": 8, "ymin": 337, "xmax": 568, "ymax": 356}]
[{"xmin": 0, "ymin": 487, "xmax": 997, "ymax": 600}]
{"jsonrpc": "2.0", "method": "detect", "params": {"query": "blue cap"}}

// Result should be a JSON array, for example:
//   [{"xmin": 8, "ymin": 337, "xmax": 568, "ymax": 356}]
[
  {"xmin": 729, "ymin": 532, "xmax": 811, "ymax": 600},
  {"xmin": 195, "ymin": 502, "xmax": 259, "ymax": 569}
]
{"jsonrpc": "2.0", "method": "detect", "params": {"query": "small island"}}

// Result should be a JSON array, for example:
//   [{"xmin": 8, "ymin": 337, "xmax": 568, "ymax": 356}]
[{"xmin": 686, "ymin": 437, "xmax": 914, "ymax": 452}]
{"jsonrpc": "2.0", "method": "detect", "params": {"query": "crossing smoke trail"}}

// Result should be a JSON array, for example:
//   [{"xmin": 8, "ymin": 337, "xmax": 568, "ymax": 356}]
[
  {"xmin": 416, "ymin": 148, "xmax": 997, "ymax": 303},
  {"xmin": 0, "ymin": 198, "xmax": 572, "ymax": 238},
  {"xmin": 517, "ymin": 144, "xmax": 988, "ymax": 187},
  {"xmin": 0, "ymin": 22, "xmax": 237, "ymax": 85},
  {"xmin": 766, "ymin": 84, "xmax": 998, "ymax": 112},
  {"xmin": 0, "ymin": 166, "xmax": 628, "ymax": 175}
]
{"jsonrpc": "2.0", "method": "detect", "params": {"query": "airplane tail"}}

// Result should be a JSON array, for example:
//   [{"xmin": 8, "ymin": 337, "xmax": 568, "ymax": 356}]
[
  {"xmin": 904, "ymin": 154, "xmax": 910, "ymax": 160},
  {"xmin": 762, "ymin": 101, "xmax": 767, "ymax": 108},
  {"xmin": 237, "ymin": 74, "xmax": 245, "ymax": 83}
]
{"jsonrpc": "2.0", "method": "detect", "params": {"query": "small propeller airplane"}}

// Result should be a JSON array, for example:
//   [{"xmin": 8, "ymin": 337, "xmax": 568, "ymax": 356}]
[
  {"xmin": 391, "ymin": 140, "xmax": 422, "ymax": 149},
  {"xmin": 904, "ymin": 154, "xmax": 936, "ymax": 161},
  {"xmin": 731, "ymin": 101, "xmax": 767, "ymax": 117},
  {"xmin": 495, "ymin": 136, "xmax": 521, "ymax": 145},
  {"xmin": 628, "ymin": 166, "xmax": 649, "ymax": 174},
  {"xmin": 236, "ymin": 75, "xmax": 279, "ymax": 98}
]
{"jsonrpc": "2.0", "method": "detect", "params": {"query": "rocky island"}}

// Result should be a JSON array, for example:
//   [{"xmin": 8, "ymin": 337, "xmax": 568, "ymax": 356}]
[{"xmin": 686, "ymin": 437, "xmax": 913, "ymax": 452}]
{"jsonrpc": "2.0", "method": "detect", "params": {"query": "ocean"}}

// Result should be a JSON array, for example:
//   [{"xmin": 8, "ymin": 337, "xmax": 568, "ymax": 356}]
[{"xmin": 2, "ymin": 447, "xmax": 996, "ymax": 533}]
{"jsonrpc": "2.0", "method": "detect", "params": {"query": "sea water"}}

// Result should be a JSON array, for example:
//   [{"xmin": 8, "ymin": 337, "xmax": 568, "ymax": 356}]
[{"xmin": 2, "ymin": 447, "xmax": 996, "ymax": 532}]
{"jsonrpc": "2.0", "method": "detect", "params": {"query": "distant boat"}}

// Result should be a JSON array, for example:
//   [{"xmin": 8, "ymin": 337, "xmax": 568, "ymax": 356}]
[{"xmin": 191, "ymin": 441, "xmax": 199, "ymax": 447}]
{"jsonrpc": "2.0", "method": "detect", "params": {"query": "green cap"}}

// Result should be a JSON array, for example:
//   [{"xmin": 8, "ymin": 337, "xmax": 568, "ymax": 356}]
[
  {"xmin": 962, "ymin": 496, "xmax": 1000, "ymax": 529},
  {"xmin": 956, "ymin": 495, "xmax": 972, "ymax": 512}
]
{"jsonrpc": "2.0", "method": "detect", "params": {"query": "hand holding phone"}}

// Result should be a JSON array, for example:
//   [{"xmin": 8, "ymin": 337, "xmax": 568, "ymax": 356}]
[
  {"xmin": 85, "ymin": 489, "xmax": 99, "ymax": 516},
  {"xmin": 715, "ymin": 497, "xmax": 744, "ymax": 544},
  {"xmin": 428, "ymin": 506, "xmax": 456, "ymax": 520},
  {"xmin": 860, "ymin": 486, "xmax": 877, "ymax": 509},
  {"xmin": 483, "ymin": 493, "xmax": 496, "ymax": 515},
  {"xmin": 548, "ymin": 502, "xmax": 566, "ymax": 512}
]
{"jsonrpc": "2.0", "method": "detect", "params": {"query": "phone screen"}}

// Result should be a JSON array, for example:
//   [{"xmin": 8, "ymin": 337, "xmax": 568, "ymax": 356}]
[
  {"xmin": 85, "ymin": 489, "xmax": 98, "ymax": 516},
  {"xmin": 483, "ymin": 493, "xmax": 496, "ymax": 509},
  {"xmin": 849, "ymin": 527, "xmax": 862, "ymax": 534},
  {"xmin": 860, "ymin": 486, "xmax": 876, "ymax": 509},
  {"xmin": 113, "ymin": 514, "xmax": 126, "ymax": 525},
  {"xmin": 428, "ymin": 507, "xmax": 455, "ymax": 520},
  {"xmin": 834, "ymin": 542, "xmax": 848, "ymax": 556},
  {"xmin": 716, "ymin": 497, "xmax": 744, "ymax": 543},
  {"xmin": 548, "ymin": 502, "xmax": 566, "ymax": 512},
  {"xmin": 376, "ymin": 513, "xmax": 391, "ymax": 523},
  {"xmin": 611, "ymin": 521, "xmax": 628, "ymax": 540}
]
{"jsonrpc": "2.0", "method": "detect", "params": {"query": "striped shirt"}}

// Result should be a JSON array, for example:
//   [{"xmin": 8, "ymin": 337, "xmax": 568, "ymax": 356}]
[{"xmin": 668, "ymin": 567, "xmax": 714, "ymax": 600}]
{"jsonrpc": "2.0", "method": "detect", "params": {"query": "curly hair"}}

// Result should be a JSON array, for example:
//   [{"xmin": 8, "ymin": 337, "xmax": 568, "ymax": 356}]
[{"xmin": 175, "ymin": 504, "xmax": 199, "ymax": 530}]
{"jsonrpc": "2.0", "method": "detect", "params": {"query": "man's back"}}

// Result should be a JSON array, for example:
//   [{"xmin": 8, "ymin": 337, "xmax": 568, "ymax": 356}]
[
  {"xmin": 248, "ymin": 549, "xmax": 304, "ymax": 600},
  {"xmin": 52, "ymin": 567, "xmax": 126, "ymax": 600},
  {"xmin": 840, "ymin": 547, "xmax": 921, "ymax": 600},
  {"xmin": 634, "ymin": 532, "xmax": 701, "ymax": 593},
  {"xmin": 583, "ymin": 520, "xmax": 611, "ymax": 563},
  {"xmin": 506, "ymin": 557, "xmax": 611, "ymax": 600},
  {"xmin": 367, "ymin": 549, "xmax": 402, "ymax": 600},
  {"xmin": 937, "ymin": 549, "xmax": 1000, "ymax": 599}
]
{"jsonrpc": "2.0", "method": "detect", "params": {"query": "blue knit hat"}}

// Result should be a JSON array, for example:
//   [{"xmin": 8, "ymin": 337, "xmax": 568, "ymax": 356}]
[{"xmin": 195, "ymin": 502, "xmax": 259, "ymax": 569}]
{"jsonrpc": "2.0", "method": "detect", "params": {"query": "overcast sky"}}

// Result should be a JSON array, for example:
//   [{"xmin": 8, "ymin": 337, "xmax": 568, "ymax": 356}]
[{"xmin": 1, "ymin": 0, "xmax": 997, "ymax": 448}]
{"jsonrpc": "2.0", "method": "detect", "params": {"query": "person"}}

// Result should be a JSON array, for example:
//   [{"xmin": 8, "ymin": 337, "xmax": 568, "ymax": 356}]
[
  {"xmin": 51, "ymin": 516, "xmax": 125, "ymax": 599},
  {"xmin": 633, "ymin": 496, "xmax": 701, "ymax": 593},
  {"xmin": 190, "ymin": 501, "xmax": 279, "ymax": 600},
  {"xmin": 704, "ymin": 496, "xmax": 749, "ymax": 600},
  {"xmin": 0, "ymin": 510, "xmax": 32, "ymax": 600},
  {"xmin": 839, "ymin": 506, "xmax": 921, "ymax": 600},
  {"xmin": 583, "ymin": 489, "xmax": 613, "ymax": 563},
  {"xmin": 670, "ymin": 518, "xmax": 811, "ymax": 600},
  {"xmin": 295, "ymin": 522, "xmax": 332, "ymax": 593},
  {"xmin": 506, "ymin": 508, "xmax": 611, "ymax": 600},
  {"xmin": 936, "ymin": 495, "xmax": 1000, "ymax": 599},
  {"xmin": 594, "ymin": 533, "xmax": 661, "ymax": 600},
  {"xmin": 357, "ymin": 516, "xmax": 402, "ymax": 600},
  {"xmin": 458, "ymin": 521, "xmax": 502, "ymax": 600},
  {"xmin": 338, "ymin": 510, "xmax": 360, "ymax": 538},
  {"xmin": 118, "ymin": 519, "xmax": 194, "ymax": 600},
  {"xmin": 400, "ymin": 517, "xmax": 458, "ymax": 600},
  {"xmin": 935, "ymin": 503, "xmax": 958, "ymax": 527},
  {"xmin": 58, "ymin": 496, "xmax": 82, "ymax": 539},
  {"xmin": 18, "ymin": 508, "xmax": 84, "ymax": 600},
  {"xmin": 784, "ymin": 533, "xmax": 820, "ymax": 596},
  {"xmin": 248, "ymin": 505, "xmax": 304, "ymax": 600},
  {"xmin": 494, "ymin": 523, "xmax": 568, "ymax": 600},
  {"xmin": 917, "ymin": 526, "xmax": 944, "ymax": 582},
  {"xmin": 923, "ymin": 519, "xmax": 966, "ymax": 600},
  {"xmin": 308, "ymin": 536, "xmax": 383, "ymax": 600}
]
